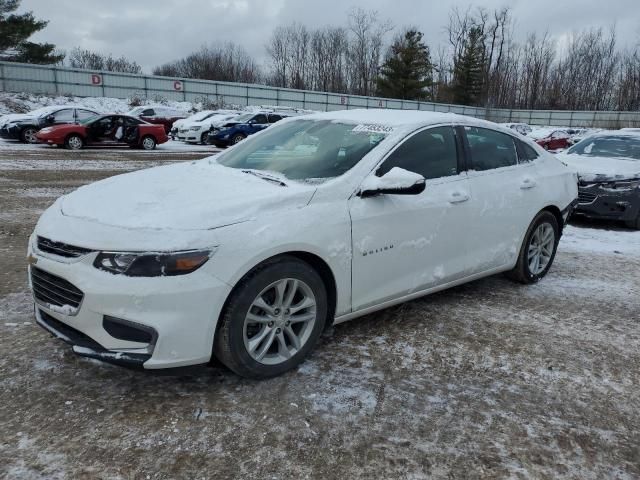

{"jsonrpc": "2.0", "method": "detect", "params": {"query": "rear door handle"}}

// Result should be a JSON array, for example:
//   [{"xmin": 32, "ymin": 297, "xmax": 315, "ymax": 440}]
[
  {"xmin": 520, "ymin": 178, "xmax": 537, "ymax": 189},
  {"xmin": 449, "ymin": 191, "xmax": 470, "ymax": 204}
]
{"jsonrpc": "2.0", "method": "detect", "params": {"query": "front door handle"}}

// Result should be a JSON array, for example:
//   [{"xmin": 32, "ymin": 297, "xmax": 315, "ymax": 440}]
[
  {"xmin": 449, "ymin": 191, "xmax": 470, "ymax": 204},
  {"xmin": 520, "ymin": 178, "xmax": 537, "ymax": 189}
]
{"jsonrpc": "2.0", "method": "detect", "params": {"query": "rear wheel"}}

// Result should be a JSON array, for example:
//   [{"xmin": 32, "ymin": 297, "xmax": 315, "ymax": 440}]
[
  {"xmin": 141, "ymin": 135, "xmax": 156, "ymax": 150},
  {"xmin": 21, "ymin": 127, "xmax": 38, "ymax": 144},
  {"xmin": 506, "ymin": 211, "xmax": 559, "ymax": 284},
  {"xmin": 65, "ymin": 134, "xmax": 84, "ymax": 150},
  {"xmin": 215, "ymin": 256, "xmax": 327, "ymax": 379}
]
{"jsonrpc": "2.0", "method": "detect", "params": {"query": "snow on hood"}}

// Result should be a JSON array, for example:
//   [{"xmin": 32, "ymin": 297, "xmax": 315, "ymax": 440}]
[
  {"xmin": 557, "ymin": 153, "xmax": 640, "ymax": 182},
  {"xmin": 60, "ymin": 160, "xmax": 316, "ymax": 231}
]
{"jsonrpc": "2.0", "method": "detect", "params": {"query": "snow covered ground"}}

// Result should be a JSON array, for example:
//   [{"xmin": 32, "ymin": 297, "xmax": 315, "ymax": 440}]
[{"xmin": 0, "ymin": 146, "xmax": 639, "ymax": 478}]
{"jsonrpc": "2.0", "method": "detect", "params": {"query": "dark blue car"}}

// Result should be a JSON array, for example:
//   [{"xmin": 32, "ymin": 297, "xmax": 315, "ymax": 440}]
[{"xmin": 207, "ymin": 112, "xmax": 286, "ymax": 147}]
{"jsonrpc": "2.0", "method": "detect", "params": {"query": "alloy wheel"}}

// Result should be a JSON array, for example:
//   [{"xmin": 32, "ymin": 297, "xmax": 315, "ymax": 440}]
[
  {"xmin": 243, "ymin": 278, "xmax": 317, "ymax": 365},
  {"xmin": 67, "ymin": 136, "xmax": 83, "ymax": 150},
  {"xmin": 142, "ymin": 137, "xmax": 155, "ymax": 150},
  {"xmin": 528, "ymin": 223, "xmax": 555, "ymax": 275},
  {"xmin": 23, "ymin": 128, "xmax": 38, "ymax": 144}
]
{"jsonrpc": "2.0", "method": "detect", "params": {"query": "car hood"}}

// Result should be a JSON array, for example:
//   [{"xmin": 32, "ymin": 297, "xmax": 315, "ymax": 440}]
[
  {"xmin": 59, "ymin": 160, "xmax": 316, "ymax": 231},
  {"xmin": 2, "ymin": 113, "xmax": 38, "ymax": 124},
  {"xmin": 558, "ymin": 153, "xmax": 640, "ymax": 182}
]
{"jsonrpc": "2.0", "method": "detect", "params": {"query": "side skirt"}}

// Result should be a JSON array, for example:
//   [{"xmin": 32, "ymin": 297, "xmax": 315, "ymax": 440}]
[{"xmin": 333, "ymin": 264, "xmax": 511, "ymax": 325}]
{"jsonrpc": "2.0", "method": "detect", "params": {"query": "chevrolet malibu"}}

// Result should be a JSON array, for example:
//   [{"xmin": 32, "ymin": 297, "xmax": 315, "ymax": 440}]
[{"xmin": 29, "ymin": 110, "xmax": 578, "ymax": 379}]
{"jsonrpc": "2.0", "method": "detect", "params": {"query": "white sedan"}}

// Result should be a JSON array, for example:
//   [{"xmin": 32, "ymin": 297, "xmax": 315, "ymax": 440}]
[{"xmin": 28, "ymin": 110, "xmax": 578, "ymax": 378}]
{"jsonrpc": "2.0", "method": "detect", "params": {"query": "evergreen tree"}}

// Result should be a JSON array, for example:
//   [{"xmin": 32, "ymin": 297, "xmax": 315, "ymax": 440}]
[
  {"xmin": 0, "ymin": 0, "xmax": 63, "ymax": 64},
  {"xmin": 451, "ymin": 26, "xmax": 486, "ymax": 106},
  {"xmin": 376, "ymin": 29, "xmax": 434, "ymax": 100}
]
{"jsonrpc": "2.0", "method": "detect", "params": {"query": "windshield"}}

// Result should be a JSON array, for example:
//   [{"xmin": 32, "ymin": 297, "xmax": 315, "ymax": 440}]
[
  {"xmin": 188, "ymin": 111, "xmax": 213, "ymax": 122},
  {"xmin": 216, "ymin": 119, "xmax": 388, "ymax": 181},
  {"xmin": 567, "ymin": 136, "xmax": 640, "ymax": 161},
  {"xmin": 79, "ymin": 115, "xmax": 102, "ymax": 125}
]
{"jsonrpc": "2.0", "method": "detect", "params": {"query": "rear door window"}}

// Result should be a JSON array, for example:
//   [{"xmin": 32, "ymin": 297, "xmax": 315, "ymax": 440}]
[
  {"xmin": 464, "ymin": 127, "xmax": 518, "ymax": 171},
  {"xmin": 140, "ymin": 109, "xmax": 155, "ymax": 116},
  {"xmin": 75, "ymin": 109, "xmax": 96, "ymax": 121}
]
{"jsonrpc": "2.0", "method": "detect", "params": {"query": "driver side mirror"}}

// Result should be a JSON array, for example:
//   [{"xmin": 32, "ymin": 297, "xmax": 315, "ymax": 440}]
[
  {"xmin": 45, "ymin": 115, "xmax": 55, "ymax": 123},
  {"xmin": 358, "ymin": 167, "xmax": 426, "ymax": 198}
]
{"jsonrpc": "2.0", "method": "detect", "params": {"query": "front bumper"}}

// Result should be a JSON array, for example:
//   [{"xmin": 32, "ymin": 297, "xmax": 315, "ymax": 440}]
[
  {"xmin": 575, "ymin": 184, "xmax": 640, "ymax": 223},
  {"xmin": 28, "ymin": 239, "xmax": 232, "ymax": 370},
  {"xmin": 0, "ymin": 125, "xmax": 21, "ymax": 140}
]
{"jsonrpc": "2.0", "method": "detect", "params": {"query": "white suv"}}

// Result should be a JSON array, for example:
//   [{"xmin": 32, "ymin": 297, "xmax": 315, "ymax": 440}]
[{"xmin": 28, "ymin": 110, "xmax": 578, "ymax": 378}]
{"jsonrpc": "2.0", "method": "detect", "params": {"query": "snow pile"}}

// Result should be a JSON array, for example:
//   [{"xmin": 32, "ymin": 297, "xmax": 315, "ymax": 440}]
[{"xmin": 0, "ymin": 92, "xmax": 193, "ymax": 116}]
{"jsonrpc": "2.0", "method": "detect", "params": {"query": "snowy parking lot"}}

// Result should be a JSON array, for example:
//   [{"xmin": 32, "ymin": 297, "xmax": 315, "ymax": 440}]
[{"xmin": 1, "ymin": 139, "xmax": 639, "ymax": 479}]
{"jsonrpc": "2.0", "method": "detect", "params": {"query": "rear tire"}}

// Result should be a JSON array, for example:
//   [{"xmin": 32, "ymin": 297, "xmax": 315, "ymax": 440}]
[
  {"xmin": 215, "ymin": 256, "xmax": 327, "ymax": 379},
  {"xmin": 506, "ymin": 211, "xmax": 559, "ymax": 284},
  {"xmin": 141, "ymin": 135, "xmax": 156, "ymax": 150},
  {"xmin": 21, "ymin": 127, "xmax": 39, "ymax": 144},
  {"xmin": 65, "ymin": 134, "xmax": 84, "ymax": 150}
]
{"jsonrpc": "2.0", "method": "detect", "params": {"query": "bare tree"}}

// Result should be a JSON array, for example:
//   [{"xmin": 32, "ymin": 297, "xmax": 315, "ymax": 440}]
[{"xmin": 67, "ymin": 47, "xmax": 142, "ymax": 74}]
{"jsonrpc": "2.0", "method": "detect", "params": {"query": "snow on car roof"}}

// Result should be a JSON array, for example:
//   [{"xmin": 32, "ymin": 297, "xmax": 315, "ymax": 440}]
[{"xmin": 298, "ymin": 108, "xmax": 490, "ymax": 131}]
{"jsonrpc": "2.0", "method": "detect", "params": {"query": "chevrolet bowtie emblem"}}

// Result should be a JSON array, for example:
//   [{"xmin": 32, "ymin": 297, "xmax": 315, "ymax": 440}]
[{"xmin": 27, "ymin": 254, "xmax": 38, "ymax": 265}]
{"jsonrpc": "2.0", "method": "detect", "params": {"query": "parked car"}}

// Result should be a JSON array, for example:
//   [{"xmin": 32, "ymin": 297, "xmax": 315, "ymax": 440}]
[
  {"xmin": 170, "ymin": 110, "xmax": 217, "ymax": 140},
  {"xmin": 558, "ymin": 130, "xmax": 640, "ymax": 229},
  {"xmin": 35, "ymin": 114, "xmax": 168, "ymax": 150},
  {"xmin": 534, "ymin": 129, "xmax": 573, "ymax": 151},
  {"xmin": 28, "ymin": 110, "xmax": 577, "ymax": 378},
  {"xmin": 501, "ymin": 122, "xmax": 532, "ymax": 136},
  {"xmin": 207, "ymin": 111, "xmax": 290, "ymax": 147},
  {"xmin": 0, "ymin": 106, "xmax": 98, "ymax": 144},
  {"xmin": 127, "ymin": 106, "xmax": 187, "ymax": 134},
  {"xmin": 182, "ymin": 111, "xmax": 241, "ymax": 144}
]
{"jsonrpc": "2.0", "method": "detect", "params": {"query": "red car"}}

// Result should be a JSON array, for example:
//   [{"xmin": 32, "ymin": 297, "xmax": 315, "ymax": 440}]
[
  {"xmin": 36, "ymin": 114, "xmax": 169, "ymax": 150},
  {"xmin": 535, "ymin": 130, "xmax": 572, "ymax": 151},
  {"xmin": 127, "ymin": 106, "xmax": 187, "ymax": 134}
]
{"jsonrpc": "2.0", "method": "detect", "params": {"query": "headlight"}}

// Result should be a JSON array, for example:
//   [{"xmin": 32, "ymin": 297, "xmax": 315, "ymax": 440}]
[
  {"xmin": 94, "ymin": 249, "xmax": 212, "ymax": 277},
  {"xmin": 611, "ymin": 179, "xmax": 640, "ymax": 190},
  {"xmin": 189, "ymin": 126, "xmax": 200, "ymax": 131}
]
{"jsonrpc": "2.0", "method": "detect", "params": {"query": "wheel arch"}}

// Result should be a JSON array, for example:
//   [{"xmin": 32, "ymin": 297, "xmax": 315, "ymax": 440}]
[
  {"xmin": 64, "ymin": 131, "xmax": 85, "ymax": 145},
  {"xmin": 213, "ymin": 251, "xmax": 338, "ymax": 346},
  {"xmin": 540, "ymin": 205, "xmax": 564, "ymax": 234}
]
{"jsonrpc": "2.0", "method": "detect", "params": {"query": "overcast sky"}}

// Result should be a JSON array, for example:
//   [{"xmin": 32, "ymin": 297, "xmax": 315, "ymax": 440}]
[{"xmin": 20, "ymin": 0, "xmax": 640, "ymax": 72}]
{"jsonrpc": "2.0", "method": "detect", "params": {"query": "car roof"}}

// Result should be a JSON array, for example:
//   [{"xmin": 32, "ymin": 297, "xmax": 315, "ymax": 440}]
[{"xmin": 296, "ymin": 109, "xmax": 494, "ymax": 131}]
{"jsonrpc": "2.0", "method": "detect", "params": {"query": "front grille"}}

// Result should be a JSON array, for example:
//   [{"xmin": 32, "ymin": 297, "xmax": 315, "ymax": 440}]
[
  {"xmin": 37, "ymin": 236, "xmax": 93, "ymax": 258},
  {"xmin": 578, "ymin": 191, "xmax": 598, "ymax": 204},
  {"xmin": 31, "ymin": 267, "xmax": 84, "ymax": 311}
]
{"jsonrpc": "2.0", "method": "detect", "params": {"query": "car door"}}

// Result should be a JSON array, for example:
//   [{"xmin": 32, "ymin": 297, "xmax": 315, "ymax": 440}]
[
  {"xmin": 350, "ymin": 125, "xmax": 473, "ymax": 311},
  {"xmin": 250, "ymin": 114, "xmax": 269, "ymax": 133},
  {"xmin": 46, "ymin": 109, "xmax": 75, "ymax": 126},
  {"xmin": 87, "ymin": 116, "xmax": 114, "ymax": 144},
  {"xmin": 75, "ymin": 109, "xmax": 97, "ymax": 123},
  {"xmin": 461, "ymin": 126, "xmax": 541, "ymax": 274}
]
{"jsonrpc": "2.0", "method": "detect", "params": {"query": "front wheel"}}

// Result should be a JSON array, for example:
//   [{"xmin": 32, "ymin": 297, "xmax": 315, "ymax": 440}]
[
  {"xmin": 21, "ymin": 127, "xmax": 39, "ymax": 144},
  {"xmin": 506, "ymin": 211, "xmax": 559, "ymax": 284},
  {"xmin": 215, "ymin": 256, "xmax": 327, "ymax": 379},
  {"xmin": 141, "ymin": 135, "xmax": 156, "ymax": 150},
  {"xmin": 65, "ymin": 134, "xmax": 84, "ymax": 150},
  {"xmin": 231, "ymin": 133, "xmax": 245, "ymax": 145},
  {"xmin": 625, "ymin": 214, "xmax": 640, "ymax": 230}
]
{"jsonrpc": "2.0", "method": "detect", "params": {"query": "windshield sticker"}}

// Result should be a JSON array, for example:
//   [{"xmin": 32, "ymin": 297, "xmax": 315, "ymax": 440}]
[{"xmin": 352, "ymin": 124, "xmax": 395, "ymax": 134}]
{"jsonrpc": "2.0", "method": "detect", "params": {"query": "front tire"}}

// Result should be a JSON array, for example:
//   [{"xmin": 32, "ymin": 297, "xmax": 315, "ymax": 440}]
[
  {"xmin": 65, "ymin": 134, "xmax": 84, "ymax": 150},
  {"xmin": 507, "ymin": 211, "xmax": 559, "ymax": 284},
  {"xmin": 625, "ymin": 214, "xmax": 640, "ymax": 230},
  {"xmin": 215, "ymin": 256, "xmax": 327, "ymax": 379},
  {"xmin": 21, "ymin": 127, "xmax": 39, "ymax": 144},
  {"xmin": 231, "ymin": 133, "xmax": 246, "ymax": 145}
]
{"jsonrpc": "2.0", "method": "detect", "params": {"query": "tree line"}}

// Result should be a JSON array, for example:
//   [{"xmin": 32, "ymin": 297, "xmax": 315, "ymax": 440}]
[{"xmin": 2, "ymin": 0, "xmax": 639, "ymax": 111}]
